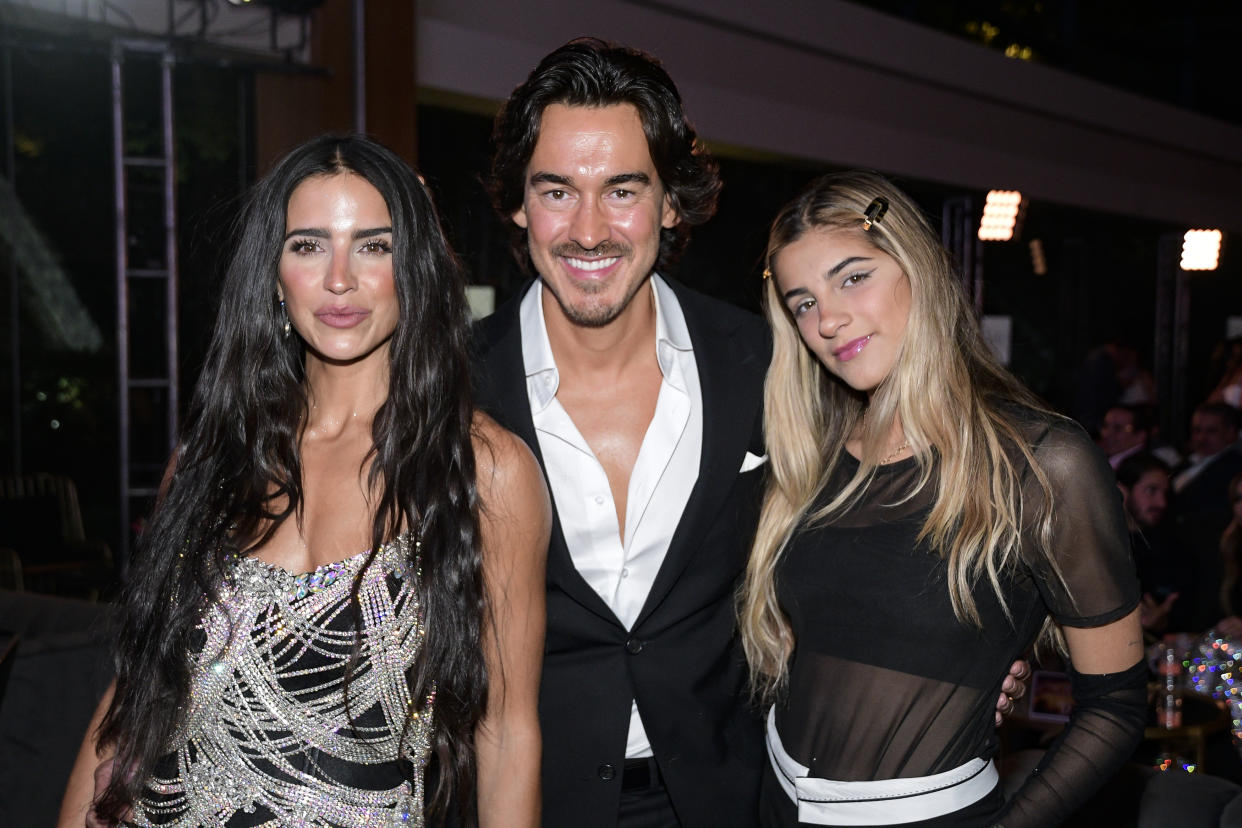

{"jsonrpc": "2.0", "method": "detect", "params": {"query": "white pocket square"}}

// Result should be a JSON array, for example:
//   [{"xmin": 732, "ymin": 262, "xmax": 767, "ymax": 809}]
[{"xmin": 739, "ymin": 451, "xmax": 768, "ymax": 473}]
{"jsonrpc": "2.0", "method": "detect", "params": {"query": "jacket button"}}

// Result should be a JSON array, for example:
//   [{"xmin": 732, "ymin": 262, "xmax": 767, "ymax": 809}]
[
  {"xmin": 597, "ymin": 764, "xmax": 616, "ymax": 781},
  {"xmin": 626, "ymin": 638, "xmax": 643, "ymax": 654}
]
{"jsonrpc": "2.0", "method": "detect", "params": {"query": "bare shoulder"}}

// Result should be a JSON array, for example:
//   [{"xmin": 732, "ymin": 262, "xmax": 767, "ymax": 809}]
[
  {"xmin": 471, "ymin": 411, "xmax": 551, "ymax": 530},
  {"xmin": 472, "ymin": 412, "xmax": 542, "ymax": 492}
]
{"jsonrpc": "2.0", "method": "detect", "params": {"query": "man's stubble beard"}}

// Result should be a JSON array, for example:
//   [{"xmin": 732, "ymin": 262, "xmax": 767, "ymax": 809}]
[
  {"xmin": 541, "ymin": 270, "xmax": 652, "ymax": 329},
  {"xmin": 538, "ymin": 240, "xmax": 650, "ymax": 329}
]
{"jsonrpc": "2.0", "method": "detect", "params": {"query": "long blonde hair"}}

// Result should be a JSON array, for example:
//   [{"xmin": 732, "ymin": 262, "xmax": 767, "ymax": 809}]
[{"xmin": 741, "ymin": 171, "xmax": 1063, "ymax": 701}]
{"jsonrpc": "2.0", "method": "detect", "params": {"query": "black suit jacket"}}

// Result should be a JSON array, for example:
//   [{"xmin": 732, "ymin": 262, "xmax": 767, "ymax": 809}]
[
  {"xmin": 1175, "ymin": 447, "xmax": 1242, "ymax": 518},
  {"xmin": 472, "ymin": 279, "xmax": 770, "ymax": 828},
  {"xmin": 1174, "ymin": 447, "xmax": 1242, "ymax": 629}
]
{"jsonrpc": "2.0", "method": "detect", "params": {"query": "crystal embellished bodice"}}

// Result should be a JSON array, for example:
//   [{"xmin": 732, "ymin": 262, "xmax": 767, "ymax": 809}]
[{"xmin": 132, "ymin": 535, "xmax": 432, "ymax": 827}]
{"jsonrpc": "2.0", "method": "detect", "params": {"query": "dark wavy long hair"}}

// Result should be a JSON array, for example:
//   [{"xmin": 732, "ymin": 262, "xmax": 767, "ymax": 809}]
[
  {"xmin": 488, "ymin": 36, "xmax": 721, "ymax": 272},
  {"xmin": 95, "ymin": 134, "xmax": 486, "ymax": 821}
]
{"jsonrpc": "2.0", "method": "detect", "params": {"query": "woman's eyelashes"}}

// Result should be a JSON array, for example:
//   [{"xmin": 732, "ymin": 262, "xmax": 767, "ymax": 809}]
[
  {"xmin": 787, "ymin": 268, "xmax": 873, "ymax": 316},
  {"xmin": 288, "ymin": 238, "xmax": 322, "ymax": 254},
  {"xmin": 841, "ymin": 269, "xmax": 873, "ymax": 287},
  {"xmin": 286, "ymin": 237, "xmax": 392, "ymax": 255}
]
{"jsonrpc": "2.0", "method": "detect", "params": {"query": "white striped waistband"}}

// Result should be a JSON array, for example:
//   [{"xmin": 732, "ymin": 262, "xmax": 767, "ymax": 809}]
[{"xmin": 765, "ymin": 707, "xmax": 998, "ymax": 825}]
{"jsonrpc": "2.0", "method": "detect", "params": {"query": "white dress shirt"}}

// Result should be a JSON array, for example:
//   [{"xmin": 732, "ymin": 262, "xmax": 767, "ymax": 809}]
[{"xmin": 520, "ymin": 275, "xmax": 703, "ymax": 759}]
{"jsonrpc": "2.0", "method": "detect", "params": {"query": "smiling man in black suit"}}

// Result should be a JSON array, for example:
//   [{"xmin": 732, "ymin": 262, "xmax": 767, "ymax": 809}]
[{"xmin": 473, "ymin": 38, "xmax": 769, "ymax": 828}]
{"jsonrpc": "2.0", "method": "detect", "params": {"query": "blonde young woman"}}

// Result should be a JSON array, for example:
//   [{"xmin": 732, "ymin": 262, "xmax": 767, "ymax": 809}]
[{"xmin": 743, "ymin": 172, "xmax": 1145, "ymax": 827}]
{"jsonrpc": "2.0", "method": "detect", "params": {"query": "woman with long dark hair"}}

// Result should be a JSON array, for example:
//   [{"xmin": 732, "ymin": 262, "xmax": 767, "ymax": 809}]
[
  {"xmin": 59, "ymin": 134, "xmax": 549, "ymax": 827},
  {"xmin": 742, "ymin": 171, "xmax": 1145, "ymax": 826}
]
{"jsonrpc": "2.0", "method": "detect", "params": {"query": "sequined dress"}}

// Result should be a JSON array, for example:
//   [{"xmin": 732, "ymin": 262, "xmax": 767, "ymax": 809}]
[{"xmin": 131, "ymin": 535, "xmax": 432, "ymax": 827}]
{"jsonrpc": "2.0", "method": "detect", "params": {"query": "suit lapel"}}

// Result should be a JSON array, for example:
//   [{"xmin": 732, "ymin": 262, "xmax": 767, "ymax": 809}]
[
  {"xmin": 634, "ymin": 283, "xmax": 765, "ymax": 628},
  {"xmin": 476, "ymin": 292, "xmax": 620, "ymax": 625}
]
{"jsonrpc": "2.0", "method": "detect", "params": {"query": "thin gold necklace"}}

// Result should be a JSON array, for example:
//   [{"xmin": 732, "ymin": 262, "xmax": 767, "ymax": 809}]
[{"xmin": 879, "ymin": 441, "xmax": 910, "ymax": 464}]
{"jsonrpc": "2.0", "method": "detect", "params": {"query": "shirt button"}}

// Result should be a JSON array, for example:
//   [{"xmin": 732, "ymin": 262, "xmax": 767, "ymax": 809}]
[
  {"xmin": 597, "ymin": 764, "xmax": 616, "ymax": 781},
  {"xmin": 621, "ymin": 568, "xmax": 629, "ymax": 578},
  {"xmin": 594, "ymin": 495, "xmax": 605, "ymax": 505},
  {"xmin": 626, "ymin": 638, "xmax": 644, "ymax": 654}
]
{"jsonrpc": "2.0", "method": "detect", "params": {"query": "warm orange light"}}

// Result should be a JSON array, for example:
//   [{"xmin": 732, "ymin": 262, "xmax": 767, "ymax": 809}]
[
  {"xmin": 1181, "ymin": 229, "xmax": 1223, "ymax": 271},
  {"xmin": 978, "ymin": 190, "xmax": 1024, "ymax": 241}
]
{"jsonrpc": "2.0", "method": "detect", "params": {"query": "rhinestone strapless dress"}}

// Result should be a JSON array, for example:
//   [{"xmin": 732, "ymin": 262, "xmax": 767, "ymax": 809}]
[{"xmin": 131, "ymin": 535, "xmax": 431, "ymax": 827}]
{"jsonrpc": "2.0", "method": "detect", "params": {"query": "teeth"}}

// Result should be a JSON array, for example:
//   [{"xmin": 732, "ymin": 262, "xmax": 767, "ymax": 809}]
[{"xmin": 565, "ymin": 256, "xmax": 619, "ymax": 272}]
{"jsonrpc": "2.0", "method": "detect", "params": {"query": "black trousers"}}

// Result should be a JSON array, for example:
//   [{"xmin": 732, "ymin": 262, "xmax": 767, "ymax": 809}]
[
  {"xmin": 428, "ymin": 758, "xmax": 683, "ymax": 827},
  {"xmin": 617, "ymin": 757, "xmax": 681, "ymax": 828}
]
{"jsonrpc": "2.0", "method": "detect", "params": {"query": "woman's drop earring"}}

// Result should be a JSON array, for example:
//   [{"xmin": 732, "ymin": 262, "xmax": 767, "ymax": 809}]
[{"xmin": 280, "ymin": 299, "xmax": 291, "ymax": 339}]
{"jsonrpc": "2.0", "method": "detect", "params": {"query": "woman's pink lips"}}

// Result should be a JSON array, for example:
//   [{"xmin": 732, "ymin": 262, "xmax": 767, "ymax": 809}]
[
  {"xmin": 833, "ymin": 334, "xmax": 872, "ymax": 362},
  {"xmin": 314, "ymin": 307, "xmax": 370, "ymax": 328}
]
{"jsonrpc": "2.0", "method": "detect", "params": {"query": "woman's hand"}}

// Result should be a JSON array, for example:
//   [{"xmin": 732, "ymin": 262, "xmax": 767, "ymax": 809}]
[
  {"xmin": 59, "ymin": 682, "xmax": 117, "ymax": 828},
  {"xmin": 84, "ymin": 758, "xmax": 123, "ymax": 828}
]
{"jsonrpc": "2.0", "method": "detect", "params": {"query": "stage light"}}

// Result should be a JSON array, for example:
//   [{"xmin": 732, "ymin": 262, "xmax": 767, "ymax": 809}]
[
  {"xmin": 978, "ymin": 190, "xmax": 1025, "ymax": 241},
  {"xmin": 1181, "ymin": 229, "xmax": 1223, "ymax": 271}
]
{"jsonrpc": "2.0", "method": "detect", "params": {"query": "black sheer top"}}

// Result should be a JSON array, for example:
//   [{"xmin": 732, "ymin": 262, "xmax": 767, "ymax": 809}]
[{"xmin": 773, "ymin": 412, "xmax": 1143, "ymax": 825}]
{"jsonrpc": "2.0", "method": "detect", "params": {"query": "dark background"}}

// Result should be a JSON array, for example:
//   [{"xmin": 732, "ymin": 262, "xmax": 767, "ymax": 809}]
[{"xmin": 3, "ymin": 2, "xmax": 1241, "ymax": 564}]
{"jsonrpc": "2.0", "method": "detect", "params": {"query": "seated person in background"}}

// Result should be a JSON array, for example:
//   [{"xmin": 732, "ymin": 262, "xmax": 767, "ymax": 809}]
[
  {"xmin": 1215, "ymin": 473, "xmax": 1242, "ymax": 638},
  {"xmin": 1116, "ymin": 452, "xmax": 1191, "ymax": 634},
  {"xmin": 1205, "ymin": 336, "xmax": 1242, "ymax": 409},
  {"xmin": 1115, "ymin": 346, "xmax": 1157, "ymax": 407},
  {"xmin": 1099, "ymin": 403, "xmax": 1180, "ymax": 470},
  {"xmin": 1174, "ymin": 402, "xmax": 1242, "ymax": 630},
  {"xmin": 1072, "ymin": 341, "xmax": 1126, "ymax": 437},
  {"xmin": 1174, "ymin": 402, "xmax": 1242, "ymax": 502}
]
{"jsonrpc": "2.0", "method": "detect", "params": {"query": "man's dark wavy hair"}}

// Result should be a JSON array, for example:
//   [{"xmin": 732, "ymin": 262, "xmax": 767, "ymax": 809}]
[
  {"xmin": 488, "ymin": 37, "xmax": 721, "ymax": 272},
  {"xmin": 94, "ymin": 134, "xmax": 487, "ymax": 822},
  {"xmin": 1116, "ymin": 451, "xmax": 1170, "ymax": 490}
]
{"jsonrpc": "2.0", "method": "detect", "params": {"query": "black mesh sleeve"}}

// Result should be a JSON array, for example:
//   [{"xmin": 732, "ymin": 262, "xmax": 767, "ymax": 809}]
[
  {"xmin": 1022, "ymin": 419, "xmax": 1141, "ymax": 624},
  {"xmin": 994, "ymin": 659, "xmax": 1148, "ymax": 828}
]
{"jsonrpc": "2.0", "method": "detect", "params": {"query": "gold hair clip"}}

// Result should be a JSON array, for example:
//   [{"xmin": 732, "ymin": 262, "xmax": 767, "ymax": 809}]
[
  {"xmin": 762, "ymin": 266, "xmax": 773, "ymax": 280},
  {"xmin": 862, "ymin": 197, "xmax": 889, "ymax": 231}
]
